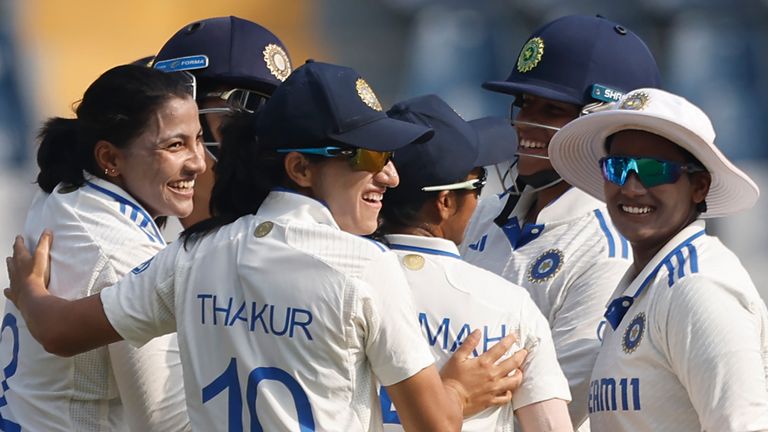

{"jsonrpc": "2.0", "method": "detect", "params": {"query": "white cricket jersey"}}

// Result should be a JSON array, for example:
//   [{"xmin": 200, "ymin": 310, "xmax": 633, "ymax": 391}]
[
  {"xmin": 378, "ymin": 234, "xmax": 571, "ymax": 432},
  {"xmin": 100, "ymin": 190, "xmax": 435, "ymax": 432},
  {"xmin": 460, "ymin": 186, "xmax": 632, "ymax": 428},
  {"xmin": 0, "ymin": 176, "xmax": 189, "ymax": 431},
  {"xmin": 589, "ymin": 220, "xmax": 768, "ymax": 431}
]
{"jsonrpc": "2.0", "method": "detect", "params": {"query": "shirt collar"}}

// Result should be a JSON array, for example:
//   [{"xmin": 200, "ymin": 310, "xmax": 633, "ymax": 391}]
[
  {"xmin": 534, "ymin": 186, "xmax": 604, "ymax": 223},
  {"xmin": 83, "ymin": 172, "xmax": 147, "ymax": 211},
  {"xmin": 384, "ymin": 234, "xmax": 462, "ymax": 259},
  {"xmin": 613, "ymin": 219, "xmax": 707, "ymax": 303},
  {"xmin": 257, "ymin": 189, "xmax": 340, "ymax": 229}
]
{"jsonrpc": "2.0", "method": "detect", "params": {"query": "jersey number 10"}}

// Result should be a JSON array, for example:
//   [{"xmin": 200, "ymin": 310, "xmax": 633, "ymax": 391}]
[{"xmin": 203, "ymin": 357, "xmax": 316, "ymax": 431}]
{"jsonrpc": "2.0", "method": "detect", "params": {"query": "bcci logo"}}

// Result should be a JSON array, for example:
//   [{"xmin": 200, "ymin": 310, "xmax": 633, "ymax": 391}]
[
  {"xmin": 622, "ymin": 312, "xmax": 646, "ymax": 354},
  {"xmin": 263, "ymin": 44, "xmax": 292, "ymax": 82},
  {"xmin": 527, "ymin": 249, "xmax": 564, "ymax": 283},
  {"xmin": 516, "ymin": 37, "xmax": 544, "ymax": 73},
  {"xmin": 356, "ymin": 78, "xmax": 383, "ymax": 111},
  {"xmin": 619, "ymin": 91, "xmax": 650, "ymax": 111}
]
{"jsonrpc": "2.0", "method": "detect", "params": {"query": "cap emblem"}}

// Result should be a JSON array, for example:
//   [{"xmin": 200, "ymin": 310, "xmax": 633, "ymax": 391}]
[
  {"xmin": 356, "ymin": 78, "xmax": 383, "ymax": 111},
  {"xmin": 619, "ymin": 91, "xmax": 650, "ymax": 111},
  {"xmin": 516, "ymin": 37, "xmax": 544, "ymax": 73},
  {"xmin": 263, "ymin": 44, "xmax": 292, "ymax": 82}
]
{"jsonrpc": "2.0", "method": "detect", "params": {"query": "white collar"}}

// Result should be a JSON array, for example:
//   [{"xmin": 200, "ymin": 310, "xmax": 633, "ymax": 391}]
[
  {"xmin": 257, "ymin": 189, "xmax": 340, "ymax": 229},
  {"xmin": 612, "ymin": 219, "xmax": 707, "ymax": 303},
  {"xmin": 384, "ymin": 234, "xmax": 462, "ymax": 259},
  {"xmin": 511, "ymin": 186, "xmax": 604, "ymax": 224}
]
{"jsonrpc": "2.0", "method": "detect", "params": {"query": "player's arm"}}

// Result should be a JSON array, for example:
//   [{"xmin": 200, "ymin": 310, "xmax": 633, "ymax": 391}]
[
  {"xmin": 516, "ymin": 399, "xmax": 573, "ymax": 432},
  {"xmin": 6, "ymin": 232, "xmax": 123, "ymax": 356},
  {"xmin": 665, "ymin": 276, "xmax": 768, "ymax": 431},
  {"xmin": 549, "ymin": 257, "xmax": 628, "ymax": 428}
]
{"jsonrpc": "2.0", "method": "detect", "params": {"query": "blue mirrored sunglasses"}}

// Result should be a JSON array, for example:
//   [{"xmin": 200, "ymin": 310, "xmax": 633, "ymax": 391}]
[{"xmin": 600, "ymin": 156, "xmax": 705, "ymax": 188}]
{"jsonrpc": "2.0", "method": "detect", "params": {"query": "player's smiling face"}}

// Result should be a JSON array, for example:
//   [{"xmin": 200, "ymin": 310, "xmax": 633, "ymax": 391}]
[
  {"xmin": 114, "ymin": 96, "xmax": 206, "ymax": 218},
  {"xmin": 308, "ymin": 157, "xmax": 399, "ymax": 235},
  {"xmin": 604, "ymin": 130, "xmax": 709, "ymax": 256},
  {"xmin": 513, "ymin": 94, "xmax": 581, "ymax": 176}
]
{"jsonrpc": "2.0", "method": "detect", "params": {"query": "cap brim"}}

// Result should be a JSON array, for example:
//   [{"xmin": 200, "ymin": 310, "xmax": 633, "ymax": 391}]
[
  {"xmin": 468, "ymin": 116, "xmax": 518, "ymax": 166},
  {"xmin": 482, "ymin": 80, "xmax": 583, "ymax": 106},
  {"xmin": 329, "ymin": 116, "xmax": 433, "ymax": 152},
  {"xmin": 549, "ymin": 110, "xmax": 760, "ymax": 218}
]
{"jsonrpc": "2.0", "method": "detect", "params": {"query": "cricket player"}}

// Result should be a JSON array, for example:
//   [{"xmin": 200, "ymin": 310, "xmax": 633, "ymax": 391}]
[
  {"xmin": 459, "ymin": 15, "xmax": 661, "ymax": 429},
  {"xmin": 378, "ymin": 94, "xmax": 573, "ymax": 431},
  {"xmin": 548, "ymin": 87, "xmax": 768, "ymax": 431}
]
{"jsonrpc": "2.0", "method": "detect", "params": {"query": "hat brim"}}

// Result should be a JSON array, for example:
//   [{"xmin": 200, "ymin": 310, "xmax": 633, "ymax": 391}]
[
  {"xmin": 468, "ymin": 116, "xmax": 518, "ymax": 167},
  {"xmin": 482, "ymin": 80, "xmax": 583, "ymax": 106},
  {"xmin": 549, "ymin": 110, "xmax": 760, "ymax": 218},
  {"xmin": 329, "ymin": 116, "xmax": 433, "ymax": 152}
]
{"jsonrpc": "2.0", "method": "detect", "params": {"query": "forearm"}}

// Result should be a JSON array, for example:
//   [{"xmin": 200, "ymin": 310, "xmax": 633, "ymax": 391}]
[
  {"xmin": 18, "ymin": 289, "xmax": 121, "ymax": 357},
  {"xmin": 516, "ymin": 398, "xmax": 573, "ymax": 432}
]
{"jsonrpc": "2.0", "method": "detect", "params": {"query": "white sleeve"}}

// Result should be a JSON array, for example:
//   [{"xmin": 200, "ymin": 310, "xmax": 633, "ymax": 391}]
[
  {"xmin": 551, "ymin": 257, "xmax": 628, "ymax": 428},
  {"xmin": 100, "ymin": 240, "xmax": 181, "ymax": 347},
  {"xmin": 359, "ymin": 252, "xmax": 435, "ymax": 386},
  {"xmin": 513, "ymin": 294, "xmax": 572, "ymax": 410},
  {"xmin": 108, "ymin": 336, "xmax": 190, "ymax": 431},
  {"xmin": 663, "ymin": 276, "xmax": 768, "ymax": 431}
]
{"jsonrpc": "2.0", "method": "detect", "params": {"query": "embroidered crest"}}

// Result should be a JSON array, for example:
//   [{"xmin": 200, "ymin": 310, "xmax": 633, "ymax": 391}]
[
  {"xmin": 403, "ymin": 254, "xmax": 425, "ymax": 271},
  {"xmin": 263, "ymin": 44, "xmax": 291, "ymax": 82},
  {"xmin": 622, "ymin": 312, "xmax": 646, "ymax": 354},
  {"xmin": 254, "ymin": 221, "xmax": 274, "ymax": 238},
  {"xmin": 619, "ymin": 90, "xmax": 650, "ymax": 111},
  {"xmin": 527, "ymin": 249, "xmax": 564, "ymax": 283},
  {"xmin": 356, "ymin": 78, "xmax": 382, "ymax": 111},
  {"xmin": 516, "ymin": 37, "xmax": 544, "ymax": 73}
]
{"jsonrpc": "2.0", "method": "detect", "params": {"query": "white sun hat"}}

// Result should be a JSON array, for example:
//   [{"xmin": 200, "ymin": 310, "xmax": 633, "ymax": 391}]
[{"xmin": 548, "ymin": 88, "xmax": 759, "ymax": 218}]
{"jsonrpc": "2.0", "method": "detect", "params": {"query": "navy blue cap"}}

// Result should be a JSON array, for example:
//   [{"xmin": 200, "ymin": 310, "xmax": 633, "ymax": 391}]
[
  {"xmin": 385, "ymin": 94, "xmax": 517, "ymax": 202},
  {"xmin": 256, "ymin": 61, "xmax": 433, "ymax": 152},
  {"xmin": 483, "ymin": 15, "xmax": 661, "ymax": 106},
  {"xmin": 153, "ymin": 16, "xmax": 291, "ymax": 95}
]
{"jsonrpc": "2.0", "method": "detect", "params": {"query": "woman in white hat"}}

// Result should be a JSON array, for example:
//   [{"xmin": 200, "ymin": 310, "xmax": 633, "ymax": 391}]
[{"xmin": 547, "ymin": 88, "xmax": 768, "ymax": 431}]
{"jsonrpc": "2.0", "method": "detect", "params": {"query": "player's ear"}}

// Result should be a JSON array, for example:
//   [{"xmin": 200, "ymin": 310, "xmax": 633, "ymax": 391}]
[
  {"xmin": 435, "ymin": 191, "xmax": 457, "ymax": 221},
  {"xmin": 284, "ymin": 152, "xmax": 314, "ymax": 188},
  {"xmin": 94, "ymin": 140, "xmax": 123, "ymax": 178}
]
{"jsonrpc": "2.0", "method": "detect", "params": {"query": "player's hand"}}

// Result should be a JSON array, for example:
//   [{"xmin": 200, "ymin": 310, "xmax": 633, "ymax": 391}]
[
  {"xmin": 5, "ymin": 231, "xmax": 53, "ymax": 307},
  {"xmin": 440, "ymin": 329, "xmax": 527, "ymax": 418}
]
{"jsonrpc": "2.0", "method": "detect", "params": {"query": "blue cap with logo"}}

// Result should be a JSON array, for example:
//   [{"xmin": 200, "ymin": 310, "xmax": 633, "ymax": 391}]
[
  {"xmin": 384, "ymin": 94, "xmax": 517, "ymax": 203},
  {"xmin": 256, "ymin": 61, "xmax": 432, "ymax": 152},
  {"xmin": 483, "ymin": 15, "xmax": 661, "ymax": 106},
  {"xmin": 153, "ymin": 16, "xmax": 292, "ymax": 94}
]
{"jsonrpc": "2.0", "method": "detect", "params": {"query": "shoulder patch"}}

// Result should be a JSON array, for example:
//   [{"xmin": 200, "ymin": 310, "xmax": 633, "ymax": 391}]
[{"xmin": 527, "ymin": 249, "xmax": 564, "ymax": 283}]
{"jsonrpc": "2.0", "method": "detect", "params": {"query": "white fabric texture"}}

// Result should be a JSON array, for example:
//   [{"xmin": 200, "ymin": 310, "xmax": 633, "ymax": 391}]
[
  {"xmin": 101, "ymin": 190, "xmax": 435, "ymax": 432},
  {"xmin": 380, "ymin": 234, "xmax": 570, "ymax": 432},
  {"xmin": 460, "ymin": 186, "xmax": 632, "ymax": 430},
  {"xmin": 0, "ymin": 177, "xmax": 189, "ymax": 431},
  {"xmin": 590, "ymin": 220, "xmax": 768, "ymax": 431}
]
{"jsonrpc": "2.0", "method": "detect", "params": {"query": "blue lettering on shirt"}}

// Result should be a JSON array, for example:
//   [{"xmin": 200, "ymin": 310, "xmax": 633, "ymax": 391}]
[
  {"xmin": 588, "ymin": 377, "xmax": 641, "ymax": 413},
  {"xmin": 196, "ymin": 294, "xmax": 313, "ymax": 341}
]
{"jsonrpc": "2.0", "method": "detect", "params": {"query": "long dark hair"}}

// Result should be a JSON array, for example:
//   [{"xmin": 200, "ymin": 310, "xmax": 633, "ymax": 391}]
[
  {"xmin": 36, "ymin": 64, "xmax": 194, "ymax": 193},
  {"xmin": 181, "ymin": 112, "xmax": 290, "ymax": 247}
]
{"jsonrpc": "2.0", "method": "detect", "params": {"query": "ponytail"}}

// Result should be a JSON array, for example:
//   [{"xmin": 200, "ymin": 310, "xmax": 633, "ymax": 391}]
[{"xmin": 36, "ymin": 117, "xmax": 85, "ymax": 193}]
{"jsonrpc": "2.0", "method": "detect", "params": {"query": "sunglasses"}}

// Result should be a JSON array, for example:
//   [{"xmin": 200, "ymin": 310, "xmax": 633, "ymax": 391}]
[
  {"xmin": 422, "ymin": 167, "xmax": 487, "ymax": 192},
  {"xmin": 199, "ymin": 88, "xmax": 269, "ymax": 114},
  {"xmin": 600, "ymin": 156, "xmax": 705, "ymax": 188},
  {"xmin": 276, "ymin": 146, "xmax": 393, "ymax": 173}
]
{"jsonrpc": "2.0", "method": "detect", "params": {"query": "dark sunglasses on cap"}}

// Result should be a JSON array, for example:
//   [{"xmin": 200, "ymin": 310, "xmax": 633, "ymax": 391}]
[
  {"xmin": 276, "ymin": 146, "xmax": 393, "ymax": 173},
  {"xmin": 198, "ymin": 88, "xmax": 269, "ymax": 114},
  {"xmin": 421, "ymin": 167, "xmax": 487, "ymax": 192},
  {"xmin": 600, "ymin": 156, "xmax": 706, "ymax": 188}
]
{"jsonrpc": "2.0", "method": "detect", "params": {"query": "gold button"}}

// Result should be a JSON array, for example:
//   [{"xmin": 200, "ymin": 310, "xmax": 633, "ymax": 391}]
[
  {"xmin": 254, "ymin": 221, "xmax": 274, "ymax": 238},
  {"xmin": 403, "ymin": 254, "xmax": 425, "ymax": 271}
]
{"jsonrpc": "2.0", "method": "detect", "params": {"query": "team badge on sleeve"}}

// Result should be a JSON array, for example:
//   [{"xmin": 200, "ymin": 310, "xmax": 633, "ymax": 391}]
[
  {"xmin": 516, "ymin": 37, "xmax": 544, "ymax": 73},
  {"xmin": 527, "ymin": 249, "xmax": 564, "ymax": 282},
  {"xmin": 263, "ymin": 44, "xmax": 292, "ymax": 82},
  {"xmin": 622, "ymin": 312, "xmax": 646, "ymax": 354}
]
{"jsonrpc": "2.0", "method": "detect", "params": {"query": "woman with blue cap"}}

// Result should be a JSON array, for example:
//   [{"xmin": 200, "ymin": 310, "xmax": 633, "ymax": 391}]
[
  {"xmin": 6, "ymin": 62, "xmax": 523, "ymax": 431},
  {"xmin": 378, "ymin": 94, "xmax": 573, "ymax": 432},
  {"xmin": 548, "ymin": 88, "xmax": 768, "ymax": 431}
]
